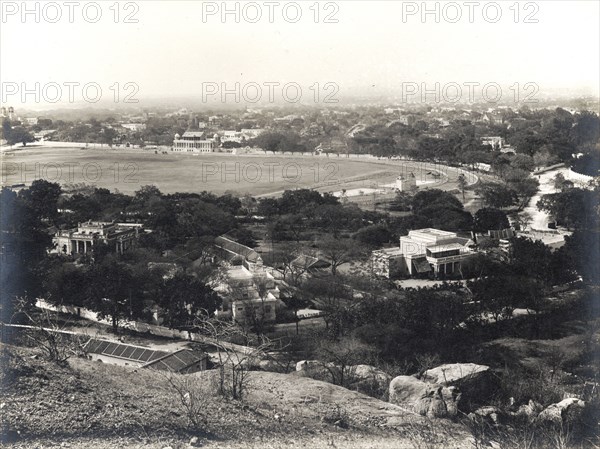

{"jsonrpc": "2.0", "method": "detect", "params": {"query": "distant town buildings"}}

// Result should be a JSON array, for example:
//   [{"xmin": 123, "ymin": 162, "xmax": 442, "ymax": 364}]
[
  {"xmin": 52, "ymin": 221, "xmax": 142, "ymax": 256},
  {"xmin": 121, "ymin": 123, "xmax": 146, "ymax": 132},
  {"xmin": 481, "ymin": 136, "xmax": 504, "ymax": 150}
]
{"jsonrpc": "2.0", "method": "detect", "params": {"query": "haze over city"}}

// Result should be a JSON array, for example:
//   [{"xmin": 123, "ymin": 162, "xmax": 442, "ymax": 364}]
[{"xmin": 1, "ymin": 1, "xmax": 599, "ymax": 108}]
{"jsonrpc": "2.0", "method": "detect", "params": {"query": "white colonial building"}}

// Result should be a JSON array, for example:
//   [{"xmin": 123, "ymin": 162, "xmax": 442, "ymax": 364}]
[
  {"xmin": 173, "ymin": 131, "xmax": 219, "ymax": 153},
  {"xmin": 52, "ymin": 221, "xmax": 143, "ymax": 256}
]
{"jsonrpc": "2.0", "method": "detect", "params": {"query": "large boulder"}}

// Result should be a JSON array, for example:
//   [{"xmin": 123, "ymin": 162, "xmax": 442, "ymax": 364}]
[
  {"xmin": 537, "ymin": 398, "xmax": 585, "ymax": 427},
  {"xmin": 295, "ymin": 360, "xmax": 339, "ymax": 383},
  {"xmin": 422, "ymin": 363, "xmax": 494, "ymax": 411},
  {"xmin": 423, "ymin": 363, "xmax": 489, "ymax": 385},
  {"xmin": 388, "ymin": 375, "xmax": 460, "ymax": 418},
  {"xmin": 347, "ymin": 365, "xmax": 392, "ymax": 399}
]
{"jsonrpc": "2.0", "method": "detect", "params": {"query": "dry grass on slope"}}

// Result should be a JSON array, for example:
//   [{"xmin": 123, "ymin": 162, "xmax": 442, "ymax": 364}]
[{"xmin": 0, "ymin": 343, "xmax": 472, "ymax": 449}]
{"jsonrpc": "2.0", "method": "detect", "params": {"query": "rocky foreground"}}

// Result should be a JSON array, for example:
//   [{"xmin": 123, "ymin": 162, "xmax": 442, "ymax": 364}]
[{"xmin": 0, "ymin": 344, "xmax": 473, "ymax": 449}]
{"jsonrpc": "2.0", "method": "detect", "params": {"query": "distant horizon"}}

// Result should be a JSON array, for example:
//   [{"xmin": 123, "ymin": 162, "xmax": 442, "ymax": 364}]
[
  {"xmin": 2, "ymin": 84, "xmax": 599, "ymax": 115},
  {"xmin": 2, "ymin": 1, "xmax": 599, "ymax": 111}
]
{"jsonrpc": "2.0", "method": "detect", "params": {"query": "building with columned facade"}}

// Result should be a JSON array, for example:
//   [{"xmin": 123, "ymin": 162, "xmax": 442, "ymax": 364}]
[
  {"xmin": 52, "ymin": 221, "xmax": 142, "ymax": 256},
  {"xmin": 172, "ymin": 131, "xmax": 219, "ymax": 153}
]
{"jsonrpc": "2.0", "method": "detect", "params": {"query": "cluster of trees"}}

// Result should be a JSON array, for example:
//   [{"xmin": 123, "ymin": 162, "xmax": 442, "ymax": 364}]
[
  {"xmin": 1, "ymin": 119, "xmax": 35, "ymax": 146},
  {"xmin": 570, "ymin": 151, "xmax": 600, "ymax": 178},
  {"xmin": 55, "ymin": 185, "xmax": 241, "ymax": 249},
  {"xmin": 537, "ymin": 179, "xmax": 600, "ymax": 285},
  {"xmin": 0, "ymin": 181, "xmax": 236, "ymax": 327},
  {"xmin": 390, "ymin": 189, "xmax": 510, "ymax": 234},
  {"xmin": 350, "ymin": 108, "xmax": 599, "ymax": 170},
  {"xmin": 0, "ymin": 181, "xmax": 62, "ymax": 321},
  {"xmin": 258, "ymin": 189, "xmax": 382, "ymax": 242},
  {"xmin": 42, "ymin": 253, "xmax": 221, "ymax": 331},
  {"xmin": 247, "ymin": 131, "xmax": 308, "ymax": 153},
  {"xmin": 475, "ymin": 153, "xmax": 540, "ymax": 211}
]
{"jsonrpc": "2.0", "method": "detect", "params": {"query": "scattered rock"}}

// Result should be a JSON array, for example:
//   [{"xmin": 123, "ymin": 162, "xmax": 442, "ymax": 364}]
[
  {"xmin": 388, "ymin": 375, "xmax": 460, "ymax": 418},
  {"xmin": 347, "ymin": 365, "xmax": 392, "ymax": 398},
  {"xmin": 537, "ymin": 398, "xmax": 585, "ymax": 426},
  {"xmin": 422, "ymin": 363, "xmax": 493, "ymax": 411},
  {"xmin": 258, "ymin": 359, "xmax": 290, "ymax": 373},
  {"xmin": 295, "ymin": 360, "xmax": 339, "ymax": 383},
  {"xmin": 510, "ymin": 399, "xmax": 543, "ymax": 423},
  {"xmin": 470, "ymin": 406, "xmax": 504, "ymax": 425},
  {"xmin": 189, "ymin": 436, "xmax": 201, "ymax": 446}
]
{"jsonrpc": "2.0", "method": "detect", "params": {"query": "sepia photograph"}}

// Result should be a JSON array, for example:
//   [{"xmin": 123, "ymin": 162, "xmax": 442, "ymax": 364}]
[{"xmin": 1, "ymin": 1, "xmax": 599, "ymax": 448}]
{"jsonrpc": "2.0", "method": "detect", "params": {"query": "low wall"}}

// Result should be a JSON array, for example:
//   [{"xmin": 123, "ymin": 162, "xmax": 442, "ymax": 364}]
[
  {"xmin": 35, "ymin": 299, "xmax": 256, "ymax": 355},
  {"xmin": 566, "ymin": 168, "xmax": 595, "ymax": 185},
  {"xmin": 533, "ymin": 163, "xmax": 565, "ymax": 176}
]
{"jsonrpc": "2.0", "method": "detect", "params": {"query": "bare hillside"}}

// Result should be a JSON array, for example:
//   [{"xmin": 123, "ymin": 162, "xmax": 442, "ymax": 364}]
[{"xmin": 0, "ymin": 344, "xmax": 472, "ymax": 448}]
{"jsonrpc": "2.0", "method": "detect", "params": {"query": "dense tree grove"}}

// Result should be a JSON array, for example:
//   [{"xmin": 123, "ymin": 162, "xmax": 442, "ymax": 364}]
[
  {"xmin": 0, "ymin": 182, "xmax": 232, "ymax": 328},
  {"xmin": 350, "ymin": 108, "xmax": 599, "ymax": 168}
]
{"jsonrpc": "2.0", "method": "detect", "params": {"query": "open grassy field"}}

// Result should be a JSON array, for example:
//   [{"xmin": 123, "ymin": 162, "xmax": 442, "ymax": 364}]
[{"xmin": 1, "ymin": 147, "xmax": 475, "ymax": 196}]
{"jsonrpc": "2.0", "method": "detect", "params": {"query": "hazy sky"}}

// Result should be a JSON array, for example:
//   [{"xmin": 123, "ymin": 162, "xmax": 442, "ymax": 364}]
[{"xmin": 1, "ymin": 1, "xmax": 599, "ymax": 107}]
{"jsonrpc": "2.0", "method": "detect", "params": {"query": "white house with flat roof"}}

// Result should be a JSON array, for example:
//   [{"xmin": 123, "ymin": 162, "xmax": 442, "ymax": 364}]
[{"xmin": 372, "ymin": 228, "xmax": 474, "ymax": 278}]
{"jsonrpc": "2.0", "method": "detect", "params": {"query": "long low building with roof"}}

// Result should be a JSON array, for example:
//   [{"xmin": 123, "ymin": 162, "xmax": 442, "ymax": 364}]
[{"xmin": 83, "ymin": 339, "xmax": 207, "ymax": 373}]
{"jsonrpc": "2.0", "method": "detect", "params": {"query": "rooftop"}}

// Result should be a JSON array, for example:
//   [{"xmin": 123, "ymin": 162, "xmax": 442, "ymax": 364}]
[
  {"xmin": 227, "ymin": 265, "xmax": 255, "ymax": 281},
  {"xmin": 291, "ymin": 254, "xmax": 331, "ymax": 269},
  {"xmin": 373, "ymin": 247, "xmax": 404, "ymax": 256},
  {"xmin": 215, "ymin": 236, "xmax": 261, "ymax": 263},
  {"xmin": 181, "ymin": 131, "xmax": 205, "ymax": 138},
  {"xmin": 410, "ymin": 228, "xmax": 456, "ymax": 237},
  {"xmin": 83, "ymin": 339, "xmax": 169, "ymax": 364},
  {"xmin": 143, "ymin": 349, "xmax": 207, "ymax": 373}
]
